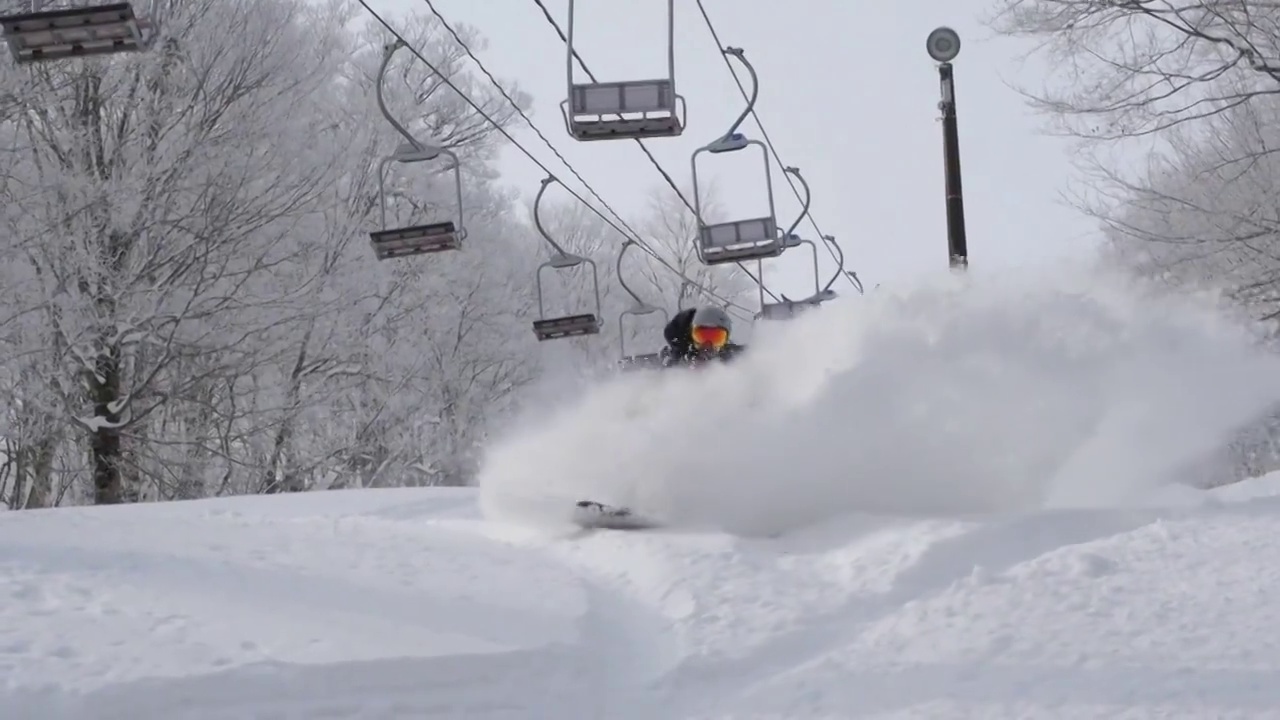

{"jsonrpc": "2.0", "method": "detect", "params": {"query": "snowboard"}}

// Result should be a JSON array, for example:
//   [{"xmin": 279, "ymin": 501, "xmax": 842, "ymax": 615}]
[{"xmin": 572, "ymin": 500, "xmax": 665, "ymax": 530}]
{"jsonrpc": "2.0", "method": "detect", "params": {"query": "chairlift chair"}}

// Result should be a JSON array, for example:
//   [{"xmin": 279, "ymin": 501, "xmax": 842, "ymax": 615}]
[
  {"xmin": 690, "ymin": 47, "xmax": 792, "ymax": 266},
  {"xmin": 756, "ymin": 236, "xmax": 838, "ymax": 320},
  {"xmin": 369, "ymin": 41, "xmax": 466, "ymax": 260},
  {"xmin": 561, "ymin": 0, "xmax": 686, "ymax": 141},
  {"xmin": 619, "ymin": 353, "xmax": 666, "ymax": 370},
  {"xmin": 755, "ymin": 173, "xmax": 841, "ymax": 320},
  {"xmin": 823, "ymin": 234, "xmax": 864, "ymax": 294},
  {"xmin": 1, "ymin": 2, "xmax": 156, "ymax": 64},
  {"xmin": 531, "ymin": 176, "xmax": 603, "ymax": 341},
  {"xmin": 615, "ymin": 240, "xmax": 669, "ymax": 369}
]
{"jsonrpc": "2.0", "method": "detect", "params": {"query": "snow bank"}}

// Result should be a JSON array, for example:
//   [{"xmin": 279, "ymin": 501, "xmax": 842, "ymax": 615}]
[
  {"xmin": 6, "ymin": 474, "xmax": 1280, "ymax": 716},
  {"xmin": 478, "ymin": 261, "xmax": 1280, "ymax": 535},
  {"xmin": 0, "ymin": 490, "xmax": 614, "ymax": 718}
]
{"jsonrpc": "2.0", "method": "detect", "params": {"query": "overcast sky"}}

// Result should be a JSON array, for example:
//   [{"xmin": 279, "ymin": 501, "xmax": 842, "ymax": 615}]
[{"xmin": 373, "ymin": 0, "xmax": 1099, "ymax": 301}]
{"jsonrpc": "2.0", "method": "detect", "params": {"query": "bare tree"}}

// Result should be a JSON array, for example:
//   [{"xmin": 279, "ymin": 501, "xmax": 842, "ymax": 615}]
[
  {"xmin": 0, "ymin": 0, "xmax": 371, "ymax": 504},
  {"xmin": 636, "ymin": 182, "xmax": 755, "ymax": 313},
  {"xmin": 319, "ymin": 175, "xmax": 539, "ymax": 491},
  {"xmin": 987, "ymin": 0, "xmax": 1280, "ymax": 141},
  {"xmin": 986, "ymin": 0, "xmax": 1280, "ymax": 314},
  {"xmin": 241, "ymin": 11, "xmax": 537, "ymax": 494},
  {"xmin": 0, "ymin": 0, "xmax": 535, "ymax": 503},
  {"xmin": 1099, "ymin": 92, "xmax": 1280, "ymax": 319},
  {"xmin": 992, "ymin": 2, "xmax": 1280, "ymax": 484}
]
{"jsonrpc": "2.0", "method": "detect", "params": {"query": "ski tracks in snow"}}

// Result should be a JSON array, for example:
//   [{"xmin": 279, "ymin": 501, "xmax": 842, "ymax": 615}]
[
  {"xmin": 555, "ymin": 498, "xmax": 1280, "ymax": 719},
  {"xmin": 5, "ymin": 489, "xmax": 1280, "ymax": 718},
  {"xmin": 0, "ymin": 498, "xmax": 1172, "ymax": 718},
  {"xmin": 0, "ymin": 492, "xmax": 679, "ymax": 719},
  {"xmin": 530, "ymin": 508, "xmax": 1169, "ymax": 717}
]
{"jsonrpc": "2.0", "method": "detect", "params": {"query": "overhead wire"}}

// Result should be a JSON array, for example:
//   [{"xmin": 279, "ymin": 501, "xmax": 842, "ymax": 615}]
[
  {"xmin": 527, "ymin": 0, "xmax": 783, "ymax": 305},
  {"xmin": 693, "ymin": 0, "xmax": 864, "ymax": 295},
  {"xmin": 421, "ymin": 2, "xmax": 759, "ymax": 320},
  {"xmin": 352, "ymin": 0, "xmax": 757, "ymax": 320}
]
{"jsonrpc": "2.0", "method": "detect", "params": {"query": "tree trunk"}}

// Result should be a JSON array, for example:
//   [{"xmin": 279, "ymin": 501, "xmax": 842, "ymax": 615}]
[
  {"xmin": 89, "ymin": 339, "xmax": 125, "ymax": 504},
  {"xmin": 262, "ymin": 325, "xmax": 312, "ymax": 494},
  {"xmin": 24, "ymin": 435, "xmax": 55, "ymax": 509},
  {"xmin": 1, "ymin": 441, "xmax": 17, "ymax": 510}
]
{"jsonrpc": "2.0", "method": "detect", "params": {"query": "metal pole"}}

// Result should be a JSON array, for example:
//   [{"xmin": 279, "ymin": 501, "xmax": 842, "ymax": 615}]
[
  {"xmin": 938, "ymin": 62, "xmax": 967, "ymax": 269},
  {"xmin": 926, "ymin": 26, "xmax": 967, "ymax": 270}
]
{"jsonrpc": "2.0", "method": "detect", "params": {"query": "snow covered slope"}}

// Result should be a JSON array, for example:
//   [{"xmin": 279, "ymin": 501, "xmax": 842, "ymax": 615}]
[
  {"xmin": 7, "ymin": 265, "xmax": 1280, "ymax": 718},
  {"xmin": 5, "ymin": 480, "xmax": 1280, "ymax": 718}
]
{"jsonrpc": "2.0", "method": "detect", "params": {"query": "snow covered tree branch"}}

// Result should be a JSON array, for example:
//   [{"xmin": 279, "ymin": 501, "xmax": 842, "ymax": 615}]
[
  {"xmin": 987, "ymin": 0, "xmax": 1280, "ymax": 140},
  {"xmin": 0, "ymin": 1, "xmax": 542, "ymax": 503}
]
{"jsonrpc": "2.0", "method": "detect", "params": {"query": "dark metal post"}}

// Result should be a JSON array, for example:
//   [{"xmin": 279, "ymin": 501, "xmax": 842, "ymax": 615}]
[
  {"xmin": 926, "ymin": 27, "xmax": 967, "ymax": 270},
  {"xmin": 938, "ymin": 62, "xmax": 967, "ymax": 269}
]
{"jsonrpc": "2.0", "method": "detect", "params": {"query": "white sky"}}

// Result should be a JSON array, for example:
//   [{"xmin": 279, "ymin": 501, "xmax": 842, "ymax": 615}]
[{"xmin": 374, "ymin": 0, "xmax": 1099, "ymax": 300}]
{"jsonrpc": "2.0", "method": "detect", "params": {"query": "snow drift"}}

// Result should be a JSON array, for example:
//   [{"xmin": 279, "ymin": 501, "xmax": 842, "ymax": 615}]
[
  {"xmin": 478, "ymin": 262, "xmax": 1280, "ymax": 535},
  {"xmin": 10, "ymin": 477, "xmax": 1280, "ymax": 717}
]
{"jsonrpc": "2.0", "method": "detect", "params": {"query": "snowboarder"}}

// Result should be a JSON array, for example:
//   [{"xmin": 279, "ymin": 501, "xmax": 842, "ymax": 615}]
[{"xmin": 660, "ymin": 305, "xmax": 745, "ymax": 367}]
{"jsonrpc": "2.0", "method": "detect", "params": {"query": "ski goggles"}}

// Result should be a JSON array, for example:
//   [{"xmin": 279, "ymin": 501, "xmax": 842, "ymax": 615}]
[{"xmin": 691, "ymin": 324, "xmax": 729, "ymax": 349}]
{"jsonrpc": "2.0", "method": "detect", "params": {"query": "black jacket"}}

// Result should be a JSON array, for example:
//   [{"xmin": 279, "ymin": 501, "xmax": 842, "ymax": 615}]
[
  {"xmin": 662, "ymin": 307, "xmax": 745, "ymax": 366},
  {"xmin": 663, "ymin": 307, "xmax": 698, "ymax": 359}
]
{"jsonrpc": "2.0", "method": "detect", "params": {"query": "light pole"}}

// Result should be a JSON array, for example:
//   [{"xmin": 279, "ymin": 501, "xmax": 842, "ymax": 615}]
[{"xmin": 927, "ymin": 26, "xmax": 968, "ymax": 270}]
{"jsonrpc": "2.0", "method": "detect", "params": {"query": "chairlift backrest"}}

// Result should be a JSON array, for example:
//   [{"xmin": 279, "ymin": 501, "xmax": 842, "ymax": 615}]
[{"xmin": 560, "ymin": 0, "xmax": 686, "ymax": 141}]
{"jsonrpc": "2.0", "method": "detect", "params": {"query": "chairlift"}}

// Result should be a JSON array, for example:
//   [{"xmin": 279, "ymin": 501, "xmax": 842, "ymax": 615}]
[
  {"xmin": 561, "ymin": 0, "xmax": 686, "ymax": 141},
  {"xmin": 531, "ymin": 176, "xmax": 603, "ymax": 341},
  {"xmin": 1, "ymin": 2, "xmax": 155, "ymax": 64},
  {"xmin": 821, "ymin": 233, "xmax": 863, "ymax": 294},
  {"xmin": 369, "ymin": 40, "xmax": 466, "ymax": 260},
  {"xmin": 755, "ymin": 171, "xmax": 841, "ymax": 320},
  {"xmin": 615, "ymin": 240, "xmax": 669, "ymax": 369},
  {"xmin": 756, "ymin": 237, "xmax": 838, "ymax": 320},
  {"xmin": 691, "ymin": 47, "xmax": 796, "ymax": 266}
]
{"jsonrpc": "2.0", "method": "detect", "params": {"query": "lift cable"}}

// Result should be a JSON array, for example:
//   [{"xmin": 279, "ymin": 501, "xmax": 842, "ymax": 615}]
[
  {"xmin": 419, "ymin": 0, "xmax": 760, "ymax": 319},
  {"xmin": 354, "ymin": 0, "xmax": 758, "ymax": 320},
  {"xmin": 528, "ymin": 0, "xmax": 784, "ymax": 305},
  {"xmin": 693, "ymin": 0, "xmax": 863, "ymax": 295},
  {"xmin": 419, "ymin": 1, "xmax": 747, "ymax": 313}
]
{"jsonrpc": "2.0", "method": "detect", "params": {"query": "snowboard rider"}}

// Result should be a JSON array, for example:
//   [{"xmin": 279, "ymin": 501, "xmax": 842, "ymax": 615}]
[{"xmin": 660, "ymin": 305, "xmax": 745, "ymax": 367}]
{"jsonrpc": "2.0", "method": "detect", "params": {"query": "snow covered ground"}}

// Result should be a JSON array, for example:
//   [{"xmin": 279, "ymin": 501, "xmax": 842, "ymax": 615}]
[
  {"xmin": 7, "ymin": 266, "xmax": 1280, "ymax": 718},
  {"xmin": 5, "ymin": 480, "xmax": 1280, "ymax": 718}
]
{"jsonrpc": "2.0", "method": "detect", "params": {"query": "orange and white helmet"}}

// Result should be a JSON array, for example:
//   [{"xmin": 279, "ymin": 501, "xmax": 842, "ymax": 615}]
[{"xmin": 690, "ymin": 306, "xmax": 732, "ymax": 350}]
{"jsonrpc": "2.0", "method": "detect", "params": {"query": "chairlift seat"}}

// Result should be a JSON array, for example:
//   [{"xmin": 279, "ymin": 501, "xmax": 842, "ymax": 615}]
[
  {"xmin": 1, "ymin": 2, "xmax": 151, "ymax": 64},
  {"xmin": 391, "ymin": 143, "xmax": 443, "ymax": 164},
  {"xmin": 758, "ymin": 301, "xmax": 808, "ymax": 321},
  {"xmin": 758, "ymin": 289, "xmax": 838, "ymax": 321},
  {"xmin": 699, "ymin": 216, "xmax": 783, "ymax": 264},
  {"xmin": 565, "ymin": 79, "xmax": 685, "ymax": 141},
  {"xmin": 533, "ymin": 313, "xmax": 601, "ymax": 341},
  {"xmin": 620, "ymin": 352, "xmax": 665, "ymax": 370},
  {"xmin": 369, "ymin": 222, "xmax": 460, "ymax": 260}
]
